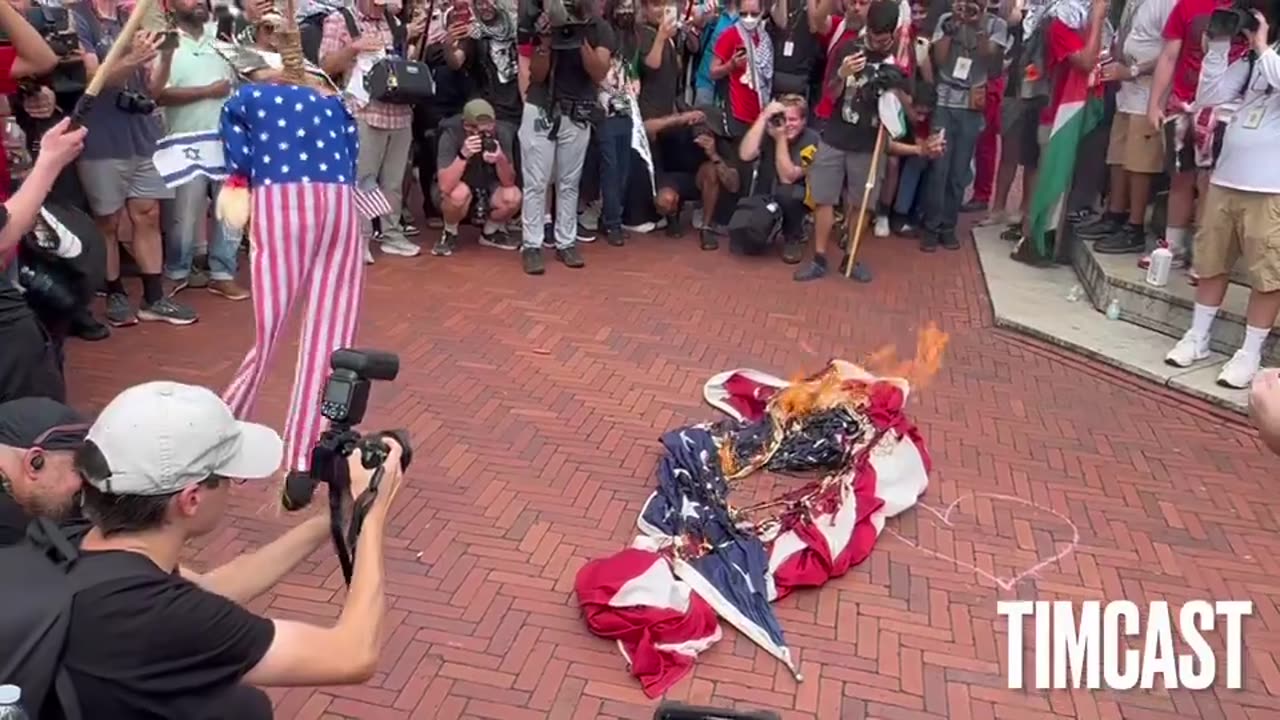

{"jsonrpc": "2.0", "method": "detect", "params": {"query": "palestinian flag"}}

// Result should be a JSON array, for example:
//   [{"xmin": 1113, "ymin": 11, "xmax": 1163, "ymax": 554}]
[{"xmin": 1025, "ymin": 22, "xmax": 1107, "ymax": 259}]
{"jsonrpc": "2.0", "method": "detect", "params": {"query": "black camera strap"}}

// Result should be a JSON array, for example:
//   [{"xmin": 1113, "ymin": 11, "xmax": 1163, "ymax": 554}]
[{"xmin": 319, "ymin": 441, "xmax": 358, "ymax": 585}]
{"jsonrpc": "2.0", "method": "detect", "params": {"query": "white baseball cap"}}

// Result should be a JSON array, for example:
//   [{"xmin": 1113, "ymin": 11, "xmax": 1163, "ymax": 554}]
[{"xmin": 85, "ymin": 381, "xmax": 284, "ymax": 496}]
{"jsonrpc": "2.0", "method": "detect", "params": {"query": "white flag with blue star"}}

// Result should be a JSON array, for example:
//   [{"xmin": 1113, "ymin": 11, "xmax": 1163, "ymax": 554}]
[{"xmin": 152, "ymin": 130, "xmax": 229, "ymax": 188}]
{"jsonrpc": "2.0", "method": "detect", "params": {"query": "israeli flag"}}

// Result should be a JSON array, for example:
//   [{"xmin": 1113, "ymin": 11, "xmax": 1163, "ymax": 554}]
[{"xmin": 152, "ymin": 130, "xmax": 229, "ymax": 188}]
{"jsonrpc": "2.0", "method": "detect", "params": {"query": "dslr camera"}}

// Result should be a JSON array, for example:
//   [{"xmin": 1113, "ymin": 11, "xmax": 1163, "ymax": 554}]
[
  {"xmin": 282, "ymin": 349, "xmax": 414, "ymax": 585},
  {"xmin": 115, "ymin": 90, "xmax": 158, "ymax": 115},
  {"xmin": 521, "ymin": 0, "xmax": 594, "ymax": 48},
  {"xmin": 0, "ymin": 6, "xmax": 88, "ymax": 95}
]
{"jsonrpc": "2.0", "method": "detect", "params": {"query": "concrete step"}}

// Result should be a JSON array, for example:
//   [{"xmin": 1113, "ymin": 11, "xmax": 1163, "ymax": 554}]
[
  {"xmin": 1071, "ymin": 235, "xmax": 1280, "ymax": 366},
  {"xmin": 972, "ymin": 225, "xmax": 1246, "ymax": 414}
]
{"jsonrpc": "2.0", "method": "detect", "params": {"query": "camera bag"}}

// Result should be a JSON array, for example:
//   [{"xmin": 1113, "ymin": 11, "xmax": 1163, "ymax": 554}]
[
  {"xmin": 343, "ymin": 8, "xmax": 436, "ymax": 104},
  {"xmin": 728, "ymin": 195, "xmax": 782, "ymax": 254}
]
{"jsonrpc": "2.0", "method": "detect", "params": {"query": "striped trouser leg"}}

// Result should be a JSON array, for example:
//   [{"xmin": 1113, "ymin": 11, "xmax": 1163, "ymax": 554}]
[
  {"xmin": 222, "ymin": 183, "xmax": 314, "ymax": 420},
  {"xmin": 282, "ymin": 183, "xmax": 365, "ymax": 472}
]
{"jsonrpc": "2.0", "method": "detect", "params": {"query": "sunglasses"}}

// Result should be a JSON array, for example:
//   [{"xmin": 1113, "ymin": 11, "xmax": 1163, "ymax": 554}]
[{"xmin": 739, "ymin": 11, "xmax": 761, "ymax": 17}]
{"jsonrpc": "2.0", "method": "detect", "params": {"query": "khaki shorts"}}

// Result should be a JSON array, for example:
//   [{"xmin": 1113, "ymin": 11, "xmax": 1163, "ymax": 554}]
[
  {"xmin": 1105, "ymin": 113, "xmax": 1164, "ymax": 174},
  {"xmin": 1195, "ymin": 184, "xmax": 1280, "ymax": 292}
]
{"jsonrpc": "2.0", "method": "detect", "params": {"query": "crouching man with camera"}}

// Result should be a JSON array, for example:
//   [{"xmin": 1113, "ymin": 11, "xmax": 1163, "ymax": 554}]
[
  {"xmin": 734, "ymin": 95, "xmax": 821, "ymax": 263},
  {"xmin": 38, "ymin": 381, "xmax": 406, "ymax": 718},
  {"xmin": 432, "ymin": 99, "xmax": 523, "ymax": 256},
  {"xmin": 1164, "ymin": 10, "xmax": 1280, "ymax": 388}
]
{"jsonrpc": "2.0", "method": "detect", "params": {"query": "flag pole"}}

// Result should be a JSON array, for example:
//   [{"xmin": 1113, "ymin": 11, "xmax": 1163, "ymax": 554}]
[{"xmin": 843, "ymin": 126, "xmax": 886, "ymax": 279}]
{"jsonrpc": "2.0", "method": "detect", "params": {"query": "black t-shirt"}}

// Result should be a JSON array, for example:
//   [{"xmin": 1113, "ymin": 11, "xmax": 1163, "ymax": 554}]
[
  {"xmin": 63, "ymin": 550, "xmax": 276, "ymax": 719},
  {"xmin": 0, "ymin": 282, "xmax": 30, "ymax": 326},
  {"xmin": 770, "ymin": 7, "xmax": 820, "ymax": 80},
  {"xmin": 526, "ymin": 17, "xmax": 618, "ymax": 108},
  {"xmin": 754, "ymin": 127, "xmax": 820, "ymax": 200},
  {"xmin": 463, "ymin": 35, "xmax": 523, "ymax": 123},
  {"xmin": 637, "ymin": 24, "xmax": 680, "ymax": 121},
  {"xmin": 435, "ymin": 114, "xmax": 518, "ymax": 190},
  {"xmin": 821, "ymin": 40, "xmax": 893, "ymax": 153}
]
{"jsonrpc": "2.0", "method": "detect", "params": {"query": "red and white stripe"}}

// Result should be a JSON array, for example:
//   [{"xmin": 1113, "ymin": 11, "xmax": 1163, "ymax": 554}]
[
  {"xmin": 222, "ymin": 182, "xmax": 365, "ymax": 472},
  {"xmin": 353, "ymin": 187, "xmax": 393, "ymax": 220}
]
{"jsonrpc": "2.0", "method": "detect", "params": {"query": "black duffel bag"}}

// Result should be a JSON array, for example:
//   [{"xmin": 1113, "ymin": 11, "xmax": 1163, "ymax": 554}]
[{"xmin": 339, "ymin": 7, "xmax": 435, "ymax": 104}]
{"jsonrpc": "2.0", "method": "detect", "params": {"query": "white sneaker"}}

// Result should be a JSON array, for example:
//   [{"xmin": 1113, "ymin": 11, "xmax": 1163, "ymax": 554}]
[
  {"xmin": 380, "ymin": 236, "xmax": 421, "ymax": 257},
  {"xmin": 1165, "ymin": 331, "xmax": 1211, "ymax": 368},
  {"xmin": 874, "ymin": 216, "xmax": 890, "ymax": 238},
  {"xmin": 1216, "ymin": 350, "xmax": 1262, "ymax": 389}
]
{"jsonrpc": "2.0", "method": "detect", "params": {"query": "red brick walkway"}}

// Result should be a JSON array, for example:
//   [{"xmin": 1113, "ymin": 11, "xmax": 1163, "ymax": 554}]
[{"xmin": 66, "ymin": 229, "xmax": 1280, "ymax": 719}]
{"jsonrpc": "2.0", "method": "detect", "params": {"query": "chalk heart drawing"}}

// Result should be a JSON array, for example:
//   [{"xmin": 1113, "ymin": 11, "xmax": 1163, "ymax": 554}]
[{"xmin": 888, "ymin": 492, "xmax": 1081, "ymax": 591}]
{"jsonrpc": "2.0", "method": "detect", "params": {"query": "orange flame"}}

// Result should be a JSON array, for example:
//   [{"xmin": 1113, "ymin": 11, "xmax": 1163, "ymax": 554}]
[{"xmin": 861, "ymin": 322, "xmax": 949, "ymax": 391}]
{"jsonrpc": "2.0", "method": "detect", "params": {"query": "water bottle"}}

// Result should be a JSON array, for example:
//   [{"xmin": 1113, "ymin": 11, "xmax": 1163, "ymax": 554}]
[
  {"xmin": 3, "ymin": 118, "xmax": 31, "ymax": 180},
  {"xmin": 1146, "ymin": 241, "xmax": 1173, "ymax": 287},
  {"xmin": 1105, "ymin": 298, "xmax": 1121, "ymax": 321},
  {"xmin": 0, "ymin": 684, "xmax": 31, "ymax": 720},
  {"xmin": 1066, "ymin": 284, "xmax": 1083, "ymax": 303}
]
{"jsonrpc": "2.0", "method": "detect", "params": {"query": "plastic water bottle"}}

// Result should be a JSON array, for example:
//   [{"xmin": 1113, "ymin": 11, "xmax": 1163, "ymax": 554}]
[
  {"xmin": 1146, "ymin": 241, "xmax": 1173, "ymax": 287},
  {"xmin": 1066, "ymin": 284, "xmax": 1083, "ymax": 303},
  {"xmin": 1105, "ymin": 298, "xmax": 1122, "ymax": 321},
  {"xmin": 0, "ymin": 685, "xmax": 30, "ymax": 720}
]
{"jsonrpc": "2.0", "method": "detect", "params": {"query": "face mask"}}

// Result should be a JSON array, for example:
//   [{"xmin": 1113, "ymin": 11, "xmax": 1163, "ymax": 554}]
[{"xmin": 740, "ymin": 14, "xmax": 760, "ymax": 30}]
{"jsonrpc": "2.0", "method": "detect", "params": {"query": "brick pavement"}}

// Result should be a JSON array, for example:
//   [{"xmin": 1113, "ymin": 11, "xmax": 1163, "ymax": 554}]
[{"xmin": 65, "ymin": 229, "xmax": 1280, "ymax": 719}]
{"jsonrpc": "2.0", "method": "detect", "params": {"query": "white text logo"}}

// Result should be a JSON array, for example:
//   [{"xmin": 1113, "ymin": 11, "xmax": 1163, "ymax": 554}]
[{"xmin": 998, "ymin": 600, "xmax": 1252, "ymax": 690}]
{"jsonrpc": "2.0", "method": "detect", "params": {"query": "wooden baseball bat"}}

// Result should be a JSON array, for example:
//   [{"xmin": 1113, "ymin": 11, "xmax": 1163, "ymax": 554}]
[{"xmin": 69, "ymin": 0, "xmax": 160, "ymax": 129}]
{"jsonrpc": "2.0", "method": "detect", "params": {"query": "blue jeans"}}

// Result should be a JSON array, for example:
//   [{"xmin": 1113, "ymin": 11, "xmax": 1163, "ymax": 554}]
[
  {"xmin": 922, "ymin": 106, "xmax": 985, "ymax": 234},
  {"xmin": 599, "ymin": 115, "xmax": 634, "ymax": 232},
  {"xmin": 894, "ymin": 155, "xmax": 927, "ymax": 218},
  {"xmin": 165, "ymin": 175, "xmax": 240, "ymax": 281}
]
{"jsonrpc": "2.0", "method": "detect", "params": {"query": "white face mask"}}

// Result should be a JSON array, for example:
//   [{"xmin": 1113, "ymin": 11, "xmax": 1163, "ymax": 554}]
[{"xmin": 739, "ymin": 14, "xmax": 760, "ymax": 30}]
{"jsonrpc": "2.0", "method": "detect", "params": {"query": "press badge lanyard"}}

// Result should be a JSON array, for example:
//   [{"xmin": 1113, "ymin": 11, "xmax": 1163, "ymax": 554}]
[{"xmin": 1240, "ymin": 44, "xmax": 1279, "ymax": 130}]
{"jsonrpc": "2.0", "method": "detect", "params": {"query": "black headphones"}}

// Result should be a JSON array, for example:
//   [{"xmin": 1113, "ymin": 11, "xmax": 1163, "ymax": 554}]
[{"xmin": 30, "ymin": 452, "xmax": 45, "ymax": 471}]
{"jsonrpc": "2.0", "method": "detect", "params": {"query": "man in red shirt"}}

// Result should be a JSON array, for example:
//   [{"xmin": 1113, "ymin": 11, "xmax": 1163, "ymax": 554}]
[{"xmin": 1146, "ymin": 0, "xmax": 1249, "ymax": 277}]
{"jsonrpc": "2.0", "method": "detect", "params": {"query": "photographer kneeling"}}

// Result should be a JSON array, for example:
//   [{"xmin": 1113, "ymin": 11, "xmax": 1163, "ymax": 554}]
[
  {"xmin": 734, "ymin": 95, "xmax": 820, "ymax": 263},
  {"xmin": 433, "ymin": 99, "xmax": 522, "ymax": 256},
  {"xmin": 54, "ymin": 381, "xmax": 406, "ymax": 718}
]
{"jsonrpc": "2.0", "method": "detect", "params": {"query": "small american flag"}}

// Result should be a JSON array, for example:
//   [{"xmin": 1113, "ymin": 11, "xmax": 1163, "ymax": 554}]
[{"xmin": 353, "ymin": 187, "xmax": 392, "ymax": 220}]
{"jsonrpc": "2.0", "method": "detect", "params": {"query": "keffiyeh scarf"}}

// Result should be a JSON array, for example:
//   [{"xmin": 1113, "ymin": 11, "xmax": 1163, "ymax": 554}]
[{"xmin": 737, "ymin": 23, "xmax": 773, "ymax": 109}]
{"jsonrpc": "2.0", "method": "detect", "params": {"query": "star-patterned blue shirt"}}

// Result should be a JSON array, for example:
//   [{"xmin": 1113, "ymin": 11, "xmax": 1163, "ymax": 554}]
[{"xmin": 220, "ymin": 83, "xmax": 360, "ymax": 189}]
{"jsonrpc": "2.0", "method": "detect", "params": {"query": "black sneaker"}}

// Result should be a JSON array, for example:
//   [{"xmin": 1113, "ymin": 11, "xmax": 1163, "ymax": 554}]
[
  {"xmin": 1000, "ymin": 224, "xmax": 1023, "ymax": 242},
  {"xmin": 838, "ymin": 255, "xmax": 872, "ymax": 282},
  {"xmin": 522, "ymin": 247, "xmax": 545, "ymax": 275},
  {"xmin": 793, "ymin": 258, "xmax": 827, "ymax": 282},
  {"xmin": 402, "ymin": 217, "xmax": 420, "ymax": 237},
  {"xmin": 543, "ymin": 222, "xmax": 556, "ymax": 248},
  {"xmin": 1076, "ymin": 216, "xmax": 1123, "ymax": 241},
  {"xmin": 138, "ymin": 296, "xmax": 198, "ymax": 326},
  {"xmin": 105, "ymin": 292, "xmax": 137, "ymax": 327},
  {"xmin": 920, "ymin": 232, "xmax": 939, "ymax": 253},
  {"xmin": 71, "ymin": 310, "xmax": 110, "ymax": 341},
  {"xmin": 942, "ymin": 232, "xmax": 961, "ymax": 251},
  {"xmin": 478, "ymin": 229, "xmax": 520, "ymax": 251},
  {"xmin": 576, "ymin": 223, "xmax": 598, "ymax": 243},
  {"xmin": 606, "ymin": 228, "xmax": 625, "ymax": 247},
  {"xmin": 432, "ymin": 230, "xmax": 457, "ymax": 257},
  {"xmin": 699, "ymin": 228, "xmax": 719, "ymax": 251},
  {"xmin": 556, "ymin": 244, "xmax": 585, "ymax": 268},
  {"xmin": 781, "ymin": 237, "xmax": 804, "ymax": 264},
  {"xmin": 1095, "ymin": 225, "xmax": 1145, "ymax": 254},
  {"xmin": 664, "ymin": 213, "xmax": 684, "ymax": 238}
]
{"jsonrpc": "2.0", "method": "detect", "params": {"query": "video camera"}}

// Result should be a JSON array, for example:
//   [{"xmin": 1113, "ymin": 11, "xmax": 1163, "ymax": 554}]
[
  {"xmin": 282, "ymin": 349, "xmax": 414, "ymax": 585},
  {"xmin": 0, "ymin": 6, "xmax": 88, "ymax": 96}
]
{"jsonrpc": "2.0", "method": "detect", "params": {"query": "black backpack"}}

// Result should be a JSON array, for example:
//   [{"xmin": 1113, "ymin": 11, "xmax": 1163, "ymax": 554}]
[
  {"xmin": 0, "ymin": 519, "xmax": 138, "ymax": 720},
  {"xmin": 300, "ymin": 11, "xmax": 335, "ymax": 66}
]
